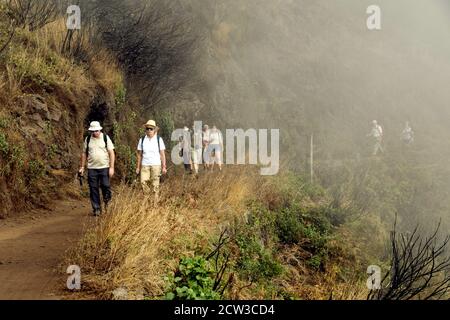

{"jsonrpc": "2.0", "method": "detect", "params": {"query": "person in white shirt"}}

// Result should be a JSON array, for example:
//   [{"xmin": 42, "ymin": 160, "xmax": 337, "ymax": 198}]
[
  {"xmin": 207, "ymin": 125, "xmax": 224, "ymax": 171},
  {"xmin": 136, "ymin": 120, "xmax": 167, "ymax": 200},
  {"xmin": 368, "ymin": 120, "xmax": 384, "ymax": 156},
  {"xmin": 191, "ymin": 124, "xmax": 203, "ymax": 175},
  {"xmin": 401, "ymin": 121, "xmax": 414, "ymax": 145},
  {"xmin": 178, "ymin": 127, "xmax": 192, "ymax": 173},
  {"xmin": 202, "ymin": 125, "xmax": 211, "ymax": 169}
]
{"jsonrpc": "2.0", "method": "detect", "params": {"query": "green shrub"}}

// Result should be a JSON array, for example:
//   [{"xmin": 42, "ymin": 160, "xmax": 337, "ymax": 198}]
[
  {"xmin": 275, "ymin": 206, "xmax": 304, "ymax": 244},
  {"xmin": 235, "ymin": 231, "xmax": 283, "ymax": 281},
  {"xmin": 307, "ymin": 253, "xmax": 325, "ymax": 270},
  {"xmin": 10, "ymin": 145, "xmax": 25, "ymax": 169},
  {"xmin": 115, "ymin": 144, "xmax": 137, "ymax": 183},
  {"xmin": 115, "ymin": 83, "xmax": 127, "ymax": 110},
  {"xmin": 0, "ymin": 117, "xmax": 11, "ymax": 129},
  {"xmin": 47, "ymin": 144, "xmax": 58, "ymax": 160},
  {"xmin": 165, "ymin": 256, "xmax": 221, "ymax": 300},
  {"xmin": 27, "ymin": 159, "xmax": 46, "ymax": 181},
  {"xmin": 156, "ymin": 112, "xmax": 174, "ymax": 150},
  {"xmin": 0, "ymin": 132, "xmax": 9, "ymax": 155},
  {"xmin": 9, "ymin": 48, "xmax": 57, "ymax": 88}
]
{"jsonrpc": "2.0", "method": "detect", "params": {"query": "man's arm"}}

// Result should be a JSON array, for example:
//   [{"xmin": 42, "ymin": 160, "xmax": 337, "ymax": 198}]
[
  {"xmin": 79, "ymin": 153, "xmax": 87, "ymax": 174},
  {"xmin": 160, "ymin": 149, "xmax": 167, "ymax": 174},
  {"xmin": 136, "ymin": 150, "xmax": 143, "ymax": 175},
  {"xmin": 108, "ymin": 149, "xmax": 115, "ymax": 178}
]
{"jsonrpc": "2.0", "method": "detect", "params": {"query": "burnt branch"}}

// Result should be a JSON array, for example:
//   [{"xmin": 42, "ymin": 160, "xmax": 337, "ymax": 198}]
[{"xmin": 369, "ymin": 219, "xmax": 450, "ymax": 300}]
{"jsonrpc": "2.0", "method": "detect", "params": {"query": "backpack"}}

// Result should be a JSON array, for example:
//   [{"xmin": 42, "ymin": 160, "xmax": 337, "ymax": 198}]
[
  {"xmin": 140, "ymin": 135, "xmax": 161, "ymax": 153},
  {"xmin": 85, "ymin": 133, "xmax": 111, "ymax": 157}
]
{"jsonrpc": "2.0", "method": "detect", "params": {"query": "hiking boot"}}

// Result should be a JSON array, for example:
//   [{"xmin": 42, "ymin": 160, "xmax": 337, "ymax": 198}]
[{"xmin": 93, "ymin": 209, "xmax": 101, "ymax": 217}]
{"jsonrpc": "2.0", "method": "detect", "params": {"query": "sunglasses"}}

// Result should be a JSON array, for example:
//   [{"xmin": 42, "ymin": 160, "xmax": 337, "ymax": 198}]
[{"xmin": 146, "ymin": 127, "xmax": 155, "ymax": 131}]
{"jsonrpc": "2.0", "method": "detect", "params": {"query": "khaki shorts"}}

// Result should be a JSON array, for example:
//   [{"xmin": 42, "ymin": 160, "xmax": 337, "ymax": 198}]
[{"xmin": 141, "ymin": 165, "xmax": 161, "ymax": 194}]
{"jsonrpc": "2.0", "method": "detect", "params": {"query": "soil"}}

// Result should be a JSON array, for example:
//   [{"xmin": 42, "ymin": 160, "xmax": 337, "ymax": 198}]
[{"xmin": 0, "ymin": 199, "xmax": 92, "ymax": 300}]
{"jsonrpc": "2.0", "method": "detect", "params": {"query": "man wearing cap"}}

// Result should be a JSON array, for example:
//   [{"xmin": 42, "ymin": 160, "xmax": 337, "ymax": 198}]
[
  {"xmin": 79, "ymin": 121, "xmax": 115, "ymax": 216},
  {"xmin": 136, "ymin": 120, "xmax": 167, "ymax": 200}
]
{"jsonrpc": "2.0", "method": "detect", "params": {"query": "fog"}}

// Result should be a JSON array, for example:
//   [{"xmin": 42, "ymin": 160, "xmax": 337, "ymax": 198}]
[
  {"xmin": 89, "ymin": 0, "xmax": 450, "ymax": 232},
  {"xmin": 170, "ymin": 0, "xmax": 450, "ymax": 233}
]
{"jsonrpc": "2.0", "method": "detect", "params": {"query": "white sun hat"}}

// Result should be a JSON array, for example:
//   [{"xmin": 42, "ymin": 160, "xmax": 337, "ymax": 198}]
[{"xmin": 89, "ymin": 121, "xmax": 103, "ymax": 131}]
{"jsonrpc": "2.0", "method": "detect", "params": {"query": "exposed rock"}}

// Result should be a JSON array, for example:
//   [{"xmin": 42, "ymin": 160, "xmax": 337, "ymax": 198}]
[
  {"xmin": 48, "ymin": 107, "xmax": 62, "ymax": 122},
  {"xmin": 21, "ymin": 95, "xmax": 49, "ymax": 118}
]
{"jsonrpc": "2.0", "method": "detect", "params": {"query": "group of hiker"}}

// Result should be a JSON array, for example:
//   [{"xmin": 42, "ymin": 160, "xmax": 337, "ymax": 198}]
[
  {"xmin": 78, "ymin": 120, "xmax": 226, "ymax": 217},
  {"xmin": 367, "ymin": 120, "xmax": 415, "ymax": 156},
  {"xmin": 178, "ymin": 124, "xmax": 224, "ymax": 175},
  {"xmin": 78, "ymin": 118, "xmax": 415, "ymax": 216},
  {"xmin": 79, "ymin": 120, "xmax": 167, "ymax": 216}
]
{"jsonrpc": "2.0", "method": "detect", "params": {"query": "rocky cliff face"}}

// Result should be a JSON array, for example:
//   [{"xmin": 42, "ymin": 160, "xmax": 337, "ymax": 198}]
[{"xmin": 0, "ymin": 23, "xmax": 122, "ymax": 217}]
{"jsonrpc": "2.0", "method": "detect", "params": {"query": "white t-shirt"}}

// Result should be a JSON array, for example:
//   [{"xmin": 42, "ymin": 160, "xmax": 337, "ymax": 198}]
[
  {"xmin": 209, "ymin": 130, "xmax": 223, "ymax": 145},
  {"xmin": 137, "ymin": 135, "xmax": 166, "ymax": 166},
  {"xmin": 84, "ymin": 133, "xmax": 115, "ymax": 170}
]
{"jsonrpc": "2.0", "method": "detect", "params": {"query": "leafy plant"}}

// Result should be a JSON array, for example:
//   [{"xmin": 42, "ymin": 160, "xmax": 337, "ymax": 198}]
[
  {"xmin": 165, "ymin": 256, "xmax": 221, "ymax": 300},
  {"xmin": 235, "ymin": 230, "xmax": 283, "ymax": 282},
  {"xmin": 156, "ymin": 111, "xmax": 174, "ymax": 150},
  {"xmin": 27, "ymin": 159, "xmax": 46, "ymax": 181},
  {"xmin": 0, "ymin": 132, "xmax": 9, "ymax": 155}
]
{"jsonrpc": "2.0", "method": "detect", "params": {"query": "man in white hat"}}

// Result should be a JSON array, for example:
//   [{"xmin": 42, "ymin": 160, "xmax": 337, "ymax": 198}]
[
  {"xmin": 136, "ymin": 120, "xmax": 167, "ymax": 200},
  {"xmin": 79, "ymin": 121, "xmax": 115, "ymax": 216}
]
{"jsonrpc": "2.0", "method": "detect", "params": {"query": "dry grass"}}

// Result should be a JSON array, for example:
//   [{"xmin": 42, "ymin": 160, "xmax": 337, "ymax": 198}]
[
  {"xmin": 67, "ymin": 167, "xmax": 370, "ymax": 300},
  {"xmin": 68, "ymin": 167, "xmax": 261, "ymax": 299}
]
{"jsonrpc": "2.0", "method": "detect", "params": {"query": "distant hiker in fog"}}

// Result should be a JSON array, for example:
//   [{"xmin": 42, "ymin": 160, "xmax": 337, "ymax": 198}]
[
  {"xmin": 401, "ymin": 121, "xmax": 414, "ymax": 145},
  {"xmin": 368, "ymin": 120, "xmax": 384, "ymax": 156},
  {"xmin": 136, "ymin": 120, "xmax": 167, "ymax": 202},
  {"xmin": 207, "ymin": 125, "xmax": 224, "ymax": 171},
  {"xmin": 178, "ymin": 127, "xmax": 192, "ymax": 174},
  {"xmin": 191, "ymin": 124, "xmax": 203, "ymax": 176},
  {"xmin": 79, "ymin": 121, "xmax": 115, "ymax": 217},
  {"xmin": 202, "ymin": 124, "xmax": 211, "ymax": 170}
]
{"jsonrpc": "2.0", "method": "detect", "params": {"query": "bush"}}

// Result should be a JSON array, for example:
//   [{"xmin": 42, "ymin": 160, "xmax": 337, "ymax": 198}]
[
  {"xmin": 235, "ymin": 229, "xmax": 283, "ymax": 282},
  {"xmin": 27, "ymin": 159, "xmax": 46, "ymax": 181},
  {"xmin": 275, "ymin": 206, "xmax": 304, "ymax": 244},
  {"xmin": 156, "ymin": 111, "xmax": 175, "ymax": 150},
  {"xmin": 0, "ymin": 132, "xmax": 9, "ymax": 155},
  {"xmin": 165, "ymin": 256, "xmax": 221, "ymax": 300}
]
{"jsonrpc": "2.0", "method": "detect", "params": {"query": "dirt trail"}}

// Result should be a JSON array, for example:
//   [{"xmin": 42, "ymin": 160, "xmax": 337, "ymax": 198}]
[{"xmin": 0, "ymin": 199, "xmax": 91, "ymax": 300}]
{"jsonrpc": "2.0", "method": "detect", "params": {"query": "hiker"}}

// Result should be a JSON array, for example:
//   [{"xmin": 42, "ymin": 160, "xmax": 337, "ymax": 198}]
[
  {"xmin": 202, "ymin": 125, "xmax": 211, "ymax": 169},
  {"xmin": 191, "ymin": 124, "xmax": 203, "ymax": 175},
  {"xmin": 79, "ymin": 121, "xmax": 115, "ymax": 216},
  {"xmin": 401, "ymin": 121, "xmax": 414, "ymax": 145},
  {"xmin": 178, "ymin": 127, "xmax": 192, "ymax": 174},
  {"xmin": 207, "ymin": 125, "xmax": 224, "ymax": 171},
  {"xmin": 367, "ymin": 120, "xmax": 384, "ymax": 156},
  {"xmin": 136, "ymin": 120, "xmax": 167, "ymax": 201}
]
